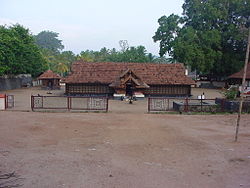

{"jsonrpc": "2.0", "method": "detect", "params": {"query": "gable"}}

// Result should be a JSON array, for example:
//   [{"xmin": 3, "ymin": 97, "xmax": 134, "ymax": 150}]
[{"xmin": 109, "ymin": 69, "xmax": 149, "ymax": 88}]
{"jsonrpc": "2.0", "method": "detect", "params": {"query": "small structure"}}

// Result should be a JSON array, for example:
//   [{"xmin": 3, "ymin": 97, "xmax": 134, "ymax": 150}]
[
  {"xmin": 38, "ymin": 70, "xmax": 61, "ymax": 90},
  {"xmin": 227, "ymin": 63, "xmax": 250, "ymax": 89},
  {"xmin": 63, "ymin": 61, "xmax": 195, "ymax": 97}
]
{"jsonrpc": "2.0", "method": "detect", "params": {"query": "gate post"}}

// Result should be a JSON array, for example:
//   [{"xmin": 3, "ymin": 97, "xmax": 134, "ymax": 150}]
[
  {"xmin": 184, "ymin": 98, "xmax": 189, "ymax": 112},
  {"xmin": 42, "ymin": 96, "xmax": 44, "ymax": 108},
  {"xmin": 31, "ymin": 95, "xmax": 34, "ymax": 111},
  {"xmin": 148, "ymin": 98, "xmax": 150, "ymax": 112},
  {"xmin": 106, "ymin": 97, "xmax": 109, "ymax": 112},
  {"xmin": 5, "ymin": 95, "xmax": 8, "ymax": 109},
  {"xmin": 201, "ymin": 98, "xmax": 203, "ymax": 112},
  {"xmin": 67, "ymin": 96, "xmax": 71, "ymax": 111},
  {"xmin": 70, "ymin": 97, "xmax": 71, "ymax": 111},
  {"xmin": 221, "ymin": 99, "xmax": 225, "ymax": 112}
]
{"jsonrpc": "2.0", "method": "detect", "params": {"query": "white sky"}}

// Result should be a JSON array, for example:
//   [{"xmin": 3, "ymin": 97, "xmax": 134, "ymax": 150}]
[{"xmin": 0, "ymin": 0, "xmax": 184, "ymax": 55}]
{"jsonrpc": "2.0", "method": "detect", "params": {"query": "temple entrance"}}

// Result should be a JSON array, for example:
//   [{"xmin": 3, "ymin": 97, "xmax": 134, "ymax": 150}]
[
  {"xmin": 109, "ymin": 68, "xmax": 149, "ymax": 103},
  {"xmin": 125, "ymin": 84, "xmax": 133, "ymax": 96},
  {"xmin": 48, "ymin": 80, "xmax": 53, "ymax": 89},
  {"xmin": 109, "ymin": 69, "xmax": 149, "ymax": 97}
]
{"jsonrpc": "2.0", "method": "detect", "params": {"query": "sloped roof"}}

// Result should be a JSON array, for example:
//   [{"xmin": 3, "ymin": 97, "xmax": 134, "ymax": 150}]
[
  {"xmin": 228, "ymin": 63, "xmax": 250, "ymax": 79},
  {"xmin": 38, "ymin": 70, "xmax": 61, "ymax": 80},
  {"xmin": 109, "ymin": 69, "xmax": 150, "ymax": 88},
  {"xmin": 64, "ymin": 61, "xmax": 195, "ymax": 85}
]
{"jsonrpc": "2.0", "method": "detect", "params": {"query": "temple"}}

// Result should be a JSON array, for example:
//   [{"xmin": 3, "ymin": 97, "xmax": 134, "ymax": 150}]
[
  {"xmin": 63, "ymin": 61, "xmax": 195, "ymax": 97},
  {"xmin": 38, "ymin": 70, "xmax": 61, "ymax": 90}
]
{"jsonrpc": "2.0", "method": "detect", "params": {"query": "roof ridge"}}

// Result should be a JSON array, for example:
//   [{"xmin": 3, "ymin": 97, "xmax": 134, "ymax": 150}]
[{"xmin": 74, "ymin": 60, "xmax": 183, "ymax": 65}]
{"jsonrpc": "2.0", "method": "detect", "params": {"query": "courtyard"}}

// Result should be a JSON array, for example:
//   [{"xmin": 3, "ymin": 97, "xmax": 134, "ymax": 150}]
[{"xmin": 0, "ymin": 87, "xmax": 249, "ymax": 187}]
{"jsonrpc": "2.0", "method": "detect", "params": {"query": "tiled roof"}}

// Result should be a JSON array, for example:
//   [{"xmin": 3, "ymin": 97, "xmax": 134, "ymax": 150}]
[
  {"xmin": 109, "ymin": 69, "xmax": 150, "ymax": 88},
  {"xmin": 229, "ymin": 63, "xmax": 250, "ymax": 79},
  {"xmin": 38, "ymin": 70, "xmax": 61, "ymax": 79},
  {"xmin": 64, "ymin": 61, "xmax": 195, "ymax": 85}
]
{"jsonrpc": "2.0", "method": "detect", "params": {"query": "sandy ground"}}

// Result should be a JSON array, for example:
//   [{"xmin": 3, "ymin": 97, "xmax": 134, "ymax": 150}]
[
  {"xmin": 1, "ymin": 87, "xmax": 250, "ymax": 188},
  {"xmin": 0, "ymin": 111, "xmax": 250, "ymax": 188}
]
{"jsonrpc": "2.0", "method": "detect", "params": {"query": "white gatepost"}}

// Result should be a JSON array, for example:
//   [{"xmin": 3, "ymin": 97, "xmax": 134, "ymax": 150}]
[{"xmin": 0, "ymin": 94, "xmax": 6, "ymax": 110}]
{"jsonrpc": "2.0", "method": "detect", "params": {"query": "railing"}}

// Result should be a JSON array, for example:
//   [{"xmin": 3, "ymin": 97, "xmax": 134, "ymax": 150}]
[
  {"xmin": 148, "ymin": 97, "xmax": 222, "ymax": 113},
  {"xmin": 31, "ymin": 95, "xmax": 108, "ymax": 112},
  {"xmin": 215, "ymin": 98, "xmax": 250, "ymax": 113}
]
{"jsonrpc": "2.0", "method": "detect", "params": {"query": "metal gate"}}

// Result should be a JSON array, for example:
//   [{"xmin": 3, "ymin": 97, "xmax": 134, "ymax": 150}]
[
  {"xmin": 148, "ymin": 97, "xmax": 220, "ymax": 113},
  {"xmin": 31, "ymin": 95, "xmax": 108, "ymax": 112},
  {"xmin": 6, "ymin": 95, "xmax": 14, "ymax": 108},
  {"xmin": 148, "ymin": 97, "xmax": 184, "ymax": 112}
]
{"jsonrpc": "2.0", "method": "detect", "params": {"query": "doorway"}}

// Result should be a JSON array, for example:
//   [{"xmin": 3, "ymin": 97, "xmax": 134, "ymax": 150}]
[
  {"xmin": 48, "ymin": 80, "xmax": 53, "ymax": 89},
  {"xmin": 126, "ymin": 84, "xmax": 133, "ymax": 96}
]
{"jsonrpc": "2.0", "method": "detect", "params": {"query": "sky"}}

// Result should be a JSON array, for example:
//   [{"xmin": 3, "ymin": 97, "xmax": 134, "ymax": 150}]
[{"xmin": 0, "ymin": 0, "xmax": 184, "ymax": 56}]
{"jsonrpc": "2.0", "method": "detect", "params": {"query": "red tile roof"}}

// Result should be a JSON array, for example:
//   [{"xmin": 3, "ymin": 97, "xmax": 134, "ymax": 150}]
[
  {"xmin": 38, "ymin": 70, "xmax": 61, "ymax": 79},
  {"xmin": 229, "ymin": 63, "xmax": 250, "ymax": 79},
  {"xmin": 64, "ymin": 61, "xmax": 195, "ymax": 85},
  {"xmin": 109, "ymin": 69, "xmax": 150, "ymax": 88}
]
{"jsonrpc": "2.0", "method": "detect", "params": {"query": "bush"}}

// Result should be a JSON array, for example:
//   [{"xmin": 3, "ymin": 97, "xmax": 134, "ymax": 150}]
[{"xmin": 223, "ymin": 87, "xmax": 238, "ymax": 100}]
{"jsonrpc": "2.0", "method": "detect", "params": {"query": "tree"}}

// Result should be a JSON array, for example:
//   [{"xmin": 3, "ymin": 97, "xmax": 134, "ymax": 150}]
[
  {"xmin": 55, "ymin": 51, "xmax": 76, "ymax": 75},
  {"xmin": 40, "ymin": 48, "xmax": 76, "ymax": 75},
  {"xmin": 119, "ymin": 40, "xmax": 129, "ymax": 52},
  {"xmin": 77, "ymin": 50, "xmax": 95, "ymax": 62},
  {"xmin": 153, "ymin": 14, "xmax": 181, "ymax": 57},
  {"xmin": 34, "ymin": 31, "xmax": 64, "ymax": 53},
  {"xmin": 153, "ymin": 0, "xmax": 250, "ymax": 77},
  {"xmin": 77, "ymin": 45, "xmax": 154, "ymax": 63},
  {"xmin": 121, "ymin": 46, "xmax": 150, "ymax": 62},
  {"xmin": 153, "ymin": 56, "xmax": 171, "ymax": 63},
  {"xmin": 0, "ymin": 24, "xmax": 47, "ymax": 76}
]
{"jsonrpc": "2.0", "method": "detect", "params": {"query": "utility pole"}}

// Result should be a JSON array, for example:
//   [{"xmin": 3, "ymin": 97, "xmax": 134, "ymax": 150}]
[{"xmin": 235, "ymin": 26, "xmax": 250, "ymax": 142}]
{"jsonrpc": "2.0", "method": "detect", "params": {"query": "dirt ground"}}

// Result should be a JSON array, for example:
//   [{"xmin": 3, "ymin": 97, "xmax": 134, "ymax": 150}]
[{"xmin": 1, "ymin": 87, "xmax": 250, "ymax": 188}]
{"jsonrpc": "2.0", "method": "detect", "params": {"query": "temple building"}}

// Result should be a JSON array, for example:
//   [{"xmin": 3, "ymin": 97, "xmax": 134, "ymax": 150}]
[
  {"xmin": 227, "ymin": 63, "xmax": 250, "ymax": 89},
  {"xmin": 63, "ymin": 61, "xmax": 195, "ymax": 97},
  {"xmin": 38, "ymin": 70, "xmax": 61, "ymax": 90}
]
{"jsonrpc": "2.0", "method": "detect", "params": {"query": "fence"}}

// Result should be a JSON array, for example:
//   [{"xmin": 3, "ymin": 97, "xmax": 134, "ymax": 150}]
[
  {"xmin": 148, "ymin": 97, "xmax": 221, "ymax": 113},
  {"xmin": 31, "ymin": 95, "xmax": 108, "ymax": 112},
  {"xmin": 215, "ymin": 98, "xmax": 250, "ymax": 113}
]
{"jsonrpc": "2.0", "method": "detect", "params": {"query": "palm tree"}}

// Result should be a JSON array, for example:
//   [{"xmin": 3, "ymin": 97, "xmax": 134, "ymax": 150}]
[{"xmin": 56, "ymin": 62, "xmax": 69, "ymax": 76}]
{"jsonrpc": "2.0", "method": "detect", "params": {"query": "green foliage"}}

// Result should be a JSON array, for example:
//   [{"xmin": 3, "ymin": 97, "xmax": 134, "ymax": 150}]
[
  {"xmin": 153, "ymin": 14, "xmax": 181, "ymax": 57},
  {"xmin": 40, "ymin": 48, "xmax": 76, "ymax": 76},
  {"xmin": 153, "ymin": 0, "xmax": 249, "ymax": 77},
  {"xmin": 223, "ymin": 87, "xmax": 238, "ymax": 100},
  {"xmin": 77, "ymin": 46, "xmax": 159, "ymax": 63},
  {"xmin": 77, "ymin": 50, "xmax": 95, "ymax": 62},
  {"xmin": 1, "ymin": 23, "xmax": 169, "ymax": 78},
  {"xmin": 0, "ymin": 24, "xmax": 47, "ymax": 77},
  {"xmin": 34, "ymin": 31, "xmax": 64, "ymax": 53}
]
